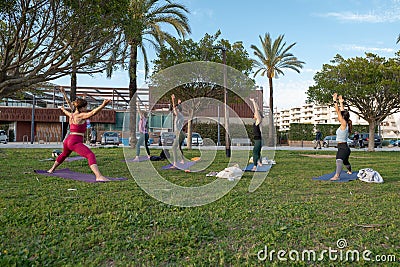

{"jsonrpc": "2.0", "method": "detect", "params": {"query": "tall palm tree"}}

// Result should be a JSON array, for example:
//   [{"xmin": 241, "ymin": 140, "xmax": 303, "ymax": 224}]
[
  {"xmin": 251, "ymin": 33, "xmax": 305, "ymax": 116},
  {"xmin": 120, "ymin": 0, "xmax": 191, "ymax": 147}
]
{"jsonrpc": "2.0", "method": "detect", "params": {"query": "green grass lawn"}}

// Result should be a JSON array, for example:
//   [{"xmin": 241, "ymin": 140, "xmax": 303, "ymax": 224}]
[{"xmin": 0, "ymin": 148, "xmax": 399, "ymax": 266}]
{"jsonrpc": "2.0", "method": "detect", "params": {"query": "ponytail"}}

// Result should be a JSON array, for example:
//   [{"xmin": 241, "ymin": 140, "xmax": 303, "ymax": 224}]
[{"xmin": 347, "ymin": 119, "xmax": 352, "ymax": 134}]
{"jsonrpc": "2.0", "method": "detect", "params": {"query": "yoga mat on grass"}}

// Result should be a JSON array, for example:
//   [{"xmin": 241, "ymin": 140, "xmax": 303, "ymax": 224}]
[
  {"xmin": 162, "ymin": 161, "xmax": 197, "ymax": 170},
  {"xmin": 312, "ymin": 171, "xmax": 359, "ymax": 182},
  {"xmin": 243, "ymin": 164, "xmax": 272, "ymax": 172},
  {"xmin": 65, "ymin": 156, "xmax": 85, "ymax": 162},
  {"xmin": 124, "ymin": 156, "xmax": 149, "ymax": 162},
  {"xmin": 34, "ymin": 168, "xmax": 127, "ymax": 183}
]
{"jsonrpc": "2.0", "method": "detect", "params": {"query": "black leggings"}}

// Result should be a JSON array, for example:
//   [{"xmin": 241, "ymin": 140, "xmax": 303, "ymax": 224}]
[{"xmin": 336, "ymin": 143, "xmax": 351, "ymax": 165}]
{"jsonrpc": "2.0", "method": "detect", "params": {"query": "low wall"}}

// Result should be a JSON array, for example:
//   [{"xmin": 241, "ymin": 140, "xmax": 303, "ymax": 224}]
[{"xmin": 288, "ymin": 140, "xmax": 315, "ymax": 147}]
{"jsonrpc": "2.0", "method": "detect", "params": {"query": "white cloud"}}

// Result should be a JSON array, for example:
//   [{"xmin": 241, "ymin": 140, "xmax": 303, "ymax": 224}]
[
  {"xmin": 191, "ymin": 8, "xmax": 214, "ymax": 19},
  {"xmin": 337, "ymin": 44, "xmax": 395, "ymax": 53},
  {"xmin": 318, "ymin": 0, "xmax": 400, "ymax": 23},
  {"xmin": 321, "ymin": 12, "xmax": 388, "ymax": 23}
]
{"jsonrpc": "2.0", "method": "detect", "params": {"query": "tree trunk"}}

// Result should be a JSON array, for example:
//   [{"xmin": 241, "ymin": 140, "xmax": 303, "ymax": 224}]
[
  {"xmin": 368, "ymin": 121, "xmax": 376, "ymax": 152},
  {"xmin": 129, "ymin": 44, "xmax": 138, "ymax": 148},
  {"xmin": 70, "ymin": 61, "xmax": 77, "ymax": 101},
  {"xmin": 267, "ymin": 77, "xmax": 275, "ymax": 146},
  {"xmin": 187, "ymin": 108, "xmax": 194, "ymax": 149}
]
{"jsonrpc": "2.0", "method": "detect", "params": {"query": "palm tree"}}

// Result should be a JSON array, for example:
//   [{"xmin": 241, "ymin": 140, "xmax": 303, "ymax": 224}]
[
  {"xmin": 119, "ymin": 0, "xmax": 191, "ymax": 147},
  {"xmin": 251, "ymin": 33, "xmax": 305, "ymax": 116}
]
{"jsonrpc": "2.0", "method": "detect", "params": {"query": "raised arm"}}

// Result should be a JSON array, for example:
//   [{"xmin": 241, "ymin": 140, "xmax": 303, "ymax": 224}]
[
  {"xmin": 137, "ymin": 101, "xmax": 143, "ymax": 118},
  {"xmin": 171, "ymin": 94, "xmax": 178, "ymax": 116},
  {"xmin": 333, "ymin": 93, "xmax": 346, "ymax": 128},
  {"xmin": 78, "ymin": 99, "xmax": 111, "ymax": 120},
  {"xmin": 250, "ymin": 98, "xmax": 262, "ymax": 125},
  {"xmin": 60, "ymin": 106, "xmax": 72, "ymax": 117},
  {"xmin": 338, "ymin": 95, "xmax": 345, "ymax": 111},
  {"xmin": 59, "ymin": 87, "xmax": 74, "ymax": 110}
]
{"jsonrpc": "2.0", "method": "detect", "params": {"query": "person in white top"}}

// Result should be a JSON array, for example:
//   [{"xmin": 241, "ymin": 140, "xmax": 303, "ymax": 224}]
[{"xmin": 331, "ymin": 93, "xmax": 353, "ymax": 181}]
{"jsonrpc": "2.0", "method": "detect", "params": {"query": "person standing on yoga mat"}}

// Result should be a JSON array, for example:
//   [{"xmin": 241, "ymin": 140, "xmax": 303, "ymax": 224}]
[
  {"xmin": 171, "ymin": 94, "xmax": 185, "ymax": 168},
  {"xmin": 134, "ymin": 102, "xmax": 151, "ymax": 160},
  {"xmin": 250, "ymin": 98, "xmax": 263, "ymax": 171},
  {"xmin": 330, "ymin": 93, "xmax": 352, "ymax": 181},
  {"xmin": 47, "ymin": 98, "xmax": 111, "ymax": 181}
]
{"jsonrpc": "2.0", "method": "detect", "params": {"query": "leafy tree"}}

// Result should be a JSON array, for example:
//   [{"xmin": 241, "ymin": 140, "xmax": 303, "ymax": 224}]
[
  {"xmin": 306, "ymin": 53, "xmax": 400, "ymax": 151},
  {"xmin": 64, "ymin": 0, "xmax": 127, "ymax": 101},
  {"xmin": 113, "ymin": 0, "xmax": 191, "ymax": 147},
  {"xmin": 151, "ymin": 31, "xmax": 254, "ymax": 148},
  {"xmin": 0, "ymin": 0, "xmax": 123, "ymax": 99}
]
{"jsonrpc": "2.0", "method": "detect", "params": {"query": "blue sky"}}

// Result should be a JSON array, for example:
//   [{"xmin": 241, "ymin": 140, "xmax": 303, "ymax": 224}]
[{"xmin": 54, "ymin": 0, "xmax": 400, "ymax": 110}]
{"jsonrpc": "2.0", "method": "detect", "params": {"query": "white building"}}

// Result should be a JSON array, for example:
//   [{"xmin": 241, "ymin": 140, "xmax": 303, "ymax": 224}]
[{"xmin": 274, "ymin": 104, "xmax": 400, "ymax": 139}]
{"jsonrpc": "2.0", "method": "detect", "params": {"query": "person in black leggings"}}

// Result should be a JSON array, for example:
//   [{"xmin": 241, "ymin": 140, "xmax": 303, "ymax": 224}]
[
  {"xmin": 331, "ymin": 93, "xmax": 352, "ymax": 181},
  {"xmin": 250, "ymin": 98, "xmax": 263, "ymax": 171}
]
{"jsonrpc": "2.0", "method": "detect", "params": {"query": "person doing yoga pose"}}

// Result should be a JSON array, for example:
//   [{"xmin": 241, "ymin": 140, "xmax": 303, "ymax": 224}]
[
  {"xmin": 330, "ymin": 93, "xmax": 352, "ymax": 181},
  {"xmin": 250, "ymin": 98, "xmax": 263, "ymax": 171},
  {"xmin": 47, "ymin": 98, "xmax": 111, "ymax": 181}
]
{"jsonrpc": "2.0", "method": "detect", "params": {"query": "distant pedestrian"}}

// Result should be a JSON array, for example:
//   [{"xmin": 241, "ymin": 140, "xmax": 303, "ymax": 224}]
[
  {"xmin": 353, "ymin": 131, "xmax": 360, "ymax": 148},
  {"xmin": 314, "ymin": 129, "xmax": 322, "ymax": 149},
  {"xmin": 90, "ymin": 127, "xmax": 97, "ymax": 146}
]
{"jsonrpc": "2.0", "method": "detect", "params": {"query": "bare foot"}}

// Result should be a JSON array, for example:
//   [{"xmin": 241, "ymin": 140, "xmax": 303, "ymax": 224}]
[
  {"xmin": 47, "ymin": 170, "xmax": 54, "ymax": 174},
  {"xmin": 347, "ymin": 171, "xmax": 352, "ymax": 174},
  {"xmin": 96, "ymin": 176, "xmax": 110, "ymax": 182},
  {"xmin": 330, "ymin": 175, "xmax": 340, "ymax": 181},
  {"xmin": 169, "ymin": 164, "xmax": 177, "ymax": 169},
  {"xmin": 251, "ymin": 166, "xmax": 257, "ymax": 171}
]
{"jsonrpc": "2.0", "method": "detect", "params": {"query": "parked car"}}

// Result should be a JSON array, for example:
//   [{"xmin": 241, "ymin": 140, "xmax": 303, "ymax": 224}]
[
  {"xmin": 183, "ymin": 132, "xmax": 204, "ymax": 146},
  {"xmin": 389, "ymin": 139, "xmax": 400, "ymax": 146},
  {"xmin": 323, "ymin": 135, "xmax": 353, "ymax": 148},
  {"xmin": 159, "ymin": 132, "xmax": 176, "ymax": 146},
  {"xmin": 0, "ymin": 130, "xmax": 8, "ymax": 144},
  {"xmin": 358, "ymin": 133, "xmax": 382, "ymax": 148},
  {"xmin": 101, "ymin": 131, "xmax": 120, "ymax": 145}
]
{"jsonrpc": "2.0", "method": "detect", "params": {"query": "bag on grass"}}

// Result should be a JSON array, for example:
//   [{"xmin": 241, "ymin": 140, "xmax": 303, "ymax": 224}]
[{"xmin": 357, "ymin": 168, "xmax": 384, "ymax": 183}]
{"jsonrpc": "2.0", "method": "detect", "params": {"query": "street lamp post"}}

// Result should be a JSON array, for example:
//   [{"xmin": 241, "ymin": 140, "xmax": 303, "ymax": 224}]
[{"xmin": 213, "ymin": 46, "xmax": 230, "ymax": 157}]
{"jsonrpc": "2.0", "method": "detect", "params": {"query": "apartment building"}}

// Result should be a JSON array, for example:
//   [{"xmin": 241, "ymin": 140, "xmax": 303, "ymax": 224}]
[{"xmin": 274, "ymin": 104, "xmax": 400, "ymax": 139}]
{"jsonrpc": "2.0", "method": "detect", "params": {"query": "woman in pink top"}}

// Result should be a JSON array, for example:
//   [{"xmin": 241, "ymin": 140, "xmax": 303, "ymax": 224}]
[{"xmin": 47, "ymin": 98, "xmax": 111, "ymax": 181}]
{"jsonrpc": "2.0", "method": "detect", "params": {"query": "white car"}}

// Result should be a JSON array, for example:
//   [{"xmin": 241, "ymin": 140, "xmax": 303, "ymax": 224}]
[
  {"xmin": 0, "ymin": 130, "xmax": 8, "ymax": 144},
  {"xmin": 184, "ymin": 132, "xmax": 203, "ymax": 146},
  {"xmin": 101, "ymin": 131, "xmax": 120, "ymax": 145}
]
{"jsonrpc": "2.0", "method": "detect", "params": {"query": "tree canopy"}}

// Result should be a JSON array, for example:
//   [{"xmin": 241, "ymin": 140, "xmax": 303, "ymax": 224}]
[
  {"xmin": 307, "ymin": 53, "xmax": 400, "ymax": 151},
  {"xmin": 0, "ymin": 0, "xmax": 125, "ymax": 98},
  {"xmin": 151, "ymin": 30, "xmax": 254, "ymax": 102}
]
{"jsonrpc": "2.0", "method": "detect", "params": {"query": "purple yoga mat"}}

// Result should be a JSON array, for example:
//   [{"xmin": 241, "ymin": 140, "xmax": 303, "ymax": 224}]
[
  {"xmin": 123, "ymin": 156, "xmax": 150, "ymax": 162},
  {"xmin": 161, "ymin": 161, "xmax": 197, "ymax": 170},
  {"xmin": 65, "ymin": 156, "xmax": 85, "ymax": 162},
  {"xmin": 34, "ymin": 168, "xmax": 128, "ymax": 183}
]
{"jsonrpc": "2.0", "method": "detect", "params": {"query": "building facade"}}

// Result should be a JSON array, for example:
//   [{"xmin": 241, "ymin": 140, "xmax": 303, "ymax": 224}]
[{"xmin": 274, "ymin": 104, "xmax": 400, "ymax": 139}]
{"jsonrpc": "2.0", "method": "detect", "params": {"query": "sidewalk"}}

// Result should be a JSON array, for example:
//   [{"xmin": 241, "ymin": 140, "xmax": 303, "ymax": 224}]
[{"xmin": 1, "ymin": 142, "xmax": 399, "ymax": 151}]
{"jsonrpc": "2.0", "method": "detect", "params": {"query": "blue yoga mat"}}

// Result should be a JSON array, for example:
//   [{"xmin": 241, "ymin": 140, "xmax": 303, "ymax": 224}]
[
  {"xmin": 312, "ymin": 171, "xmax": 359, "ymax": 182},
  {"xmin": 243, "ymin": 164, "xmax": 272, "ymax": 172},
  {"xmin": 162, "ymin": 161, "xmax": 197, "ymax": 170}
]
